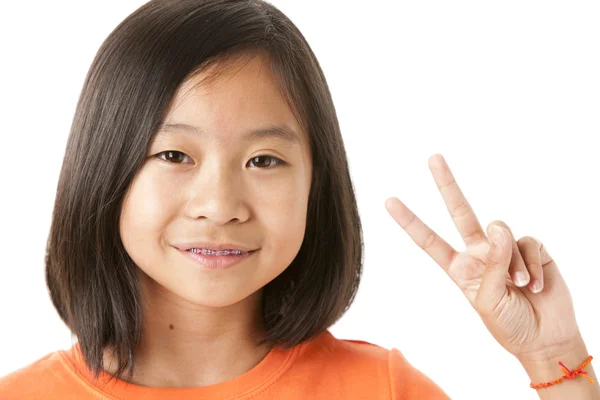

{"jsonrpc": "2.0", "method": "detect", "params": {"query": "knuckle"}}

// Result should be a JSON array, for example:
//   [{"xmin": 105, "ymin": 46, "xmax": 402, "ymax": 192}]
[
  {"xmin": 451, "ymin": 201, "xmax": 472, "ymax": 219},
  {"xmin": 463, "ymin": 230, "xmax": 485, "ymax": 244},
  {"xmin": 517, "ymin": 236, "xmax": 542, "ymax": 249},
  {"xmin": 487, "ymin": 251, "xmax": 503, "ymax": 267},
  {"xmin": 420, "ymin": 230, "xmax": 437, "ymax": 250},
  {"xmin": 517, "ymin": 236, "xmax": 534, "ymax": 245},
  {"xmin": 403, "ymin": 212, "xmax": 418, "ymax": 230},
  {"xmin": 527, "ymin": 262, "xmax": 542, "ymax": 272}
]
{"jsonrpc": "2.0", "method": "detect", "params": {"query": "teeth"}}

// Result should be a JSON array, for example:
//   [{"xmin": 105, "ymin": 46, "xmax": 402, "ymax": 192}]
[{"xmin": 189, "ymin": 248, "xmax": 245, "ymax": 256}]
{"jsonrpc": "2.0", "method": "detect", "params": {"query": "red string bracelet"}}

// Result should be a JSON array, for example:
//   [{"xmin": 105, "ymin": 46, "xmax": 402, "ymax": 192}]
[{"xmin": 530, "ymin": 355, "xmax": 594, "ymax": 389}]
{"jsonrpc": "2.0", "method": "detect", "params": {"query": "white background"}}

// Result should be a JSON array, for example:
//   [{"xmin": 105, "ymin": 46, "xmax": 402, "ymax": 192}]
[{"xmin": 1, "ymin": 1, "xmax": 599, "ymax": 399}]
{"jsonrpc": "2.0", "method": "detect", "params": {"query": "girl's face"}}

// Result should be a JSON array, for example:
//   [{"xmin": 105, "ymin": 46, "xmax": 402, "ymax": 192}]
[{"xmin": 119, "ymin": 53, "xmax": 312, "ymax": 309}]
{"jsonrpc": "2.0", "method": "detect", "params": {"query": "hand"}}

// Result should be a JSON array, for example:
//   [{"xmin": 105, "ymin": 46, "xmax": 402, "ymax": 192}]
[{"xmin": 385, "ymin": 154, "xmax": 582, "ymax": 361}]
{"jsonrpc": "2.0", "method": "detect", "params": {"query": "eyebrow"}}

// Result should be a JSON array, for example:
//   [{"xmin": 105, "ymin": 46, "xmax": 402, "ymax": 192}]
[{"xmin": 156, "ymin": 122, "xmax": 302, "ymax": 146}]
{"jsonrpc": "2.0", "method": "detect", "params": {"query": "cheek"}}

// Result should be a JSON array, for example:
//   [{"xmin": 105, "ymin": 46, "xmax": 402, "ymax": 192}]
[
  {"xmin": 119, "ymin": 172, "xmax": 176, "ymax": 258},
  {"xmin": 257, "ymin": 177, "xmax": 310, "ymax": 257}
]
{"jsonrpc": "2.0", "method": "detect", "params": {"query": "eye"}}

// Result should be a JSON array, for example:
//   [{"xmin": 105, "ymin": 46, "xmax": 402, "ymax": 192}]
[
  {"xmin": 155, "ymin": 150, "xmax": 192, "ymax": 164},
  {"xmin": 247, "ymin": 155, "xmax": 286, "ymax": 169},
  {"xmin": 154, "ymin": 151, "xmax": 285, "ymax": 168}
]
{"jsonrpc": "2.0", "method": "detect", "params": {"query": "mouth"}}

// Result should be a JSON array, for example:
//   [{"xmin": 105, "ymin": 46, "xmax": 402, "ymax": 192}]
[
  {"xmin": 177, "ymin": 247, "xmax": 259, "ymax": 270},
  {"xmin": 173, "ymin": 242, "xmax": 258, "ymax": 253}
]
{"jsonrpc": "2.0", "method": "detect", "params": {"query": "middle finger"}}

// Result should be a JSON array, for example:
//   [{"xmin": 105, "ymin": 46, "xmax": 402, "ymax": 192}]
[{"xmin": 428, "ymin": 154, "xmax": 487, "ymax": 247}]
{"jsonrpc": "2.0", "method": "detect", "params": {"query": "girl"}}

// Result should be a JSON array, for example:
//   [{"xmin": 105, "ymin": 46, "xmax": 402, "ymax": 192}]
[{"xmin": 1, "ymin": 0, "xmax": 597, "ymax": 398}]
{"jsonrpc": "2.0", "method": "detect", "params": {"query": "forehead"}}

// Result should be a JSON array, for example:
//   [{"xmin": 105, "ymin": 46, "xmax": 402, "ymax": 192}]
[{"xmin": 158, "ymin": 52, "xmax": 306, "ymax": 146}]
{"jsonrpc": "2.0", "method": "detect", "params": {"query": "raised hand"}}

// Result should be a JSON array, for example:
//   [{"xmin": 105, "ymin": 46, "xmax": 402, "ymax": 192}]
[{"xmin": 384, "ymin": 154, "xmax": 581, "ymax": 361}]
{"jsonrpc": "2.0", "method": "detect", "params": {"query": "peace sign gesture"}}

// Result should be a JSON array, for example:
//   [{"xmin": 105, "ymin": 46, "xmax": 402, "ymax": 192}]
[{"xmin": 384, "ymin": 154, "xmax": 581, "ymax": 362}]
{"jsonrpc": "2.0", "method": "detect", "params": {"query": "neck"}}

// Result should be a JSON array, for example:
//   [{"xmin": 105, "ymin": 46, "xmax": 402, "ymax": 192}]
[{"xmin": 102, "ymin": 271, "xmax": 271, "ymax": 388}]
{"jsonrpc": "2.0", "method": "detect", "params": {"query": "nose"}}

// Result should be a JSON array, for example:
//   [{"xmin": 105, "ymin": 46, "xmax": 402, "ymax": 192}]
[{"xmin": 183, "ymin": 163, "xmax": 250, "ymax": 225}]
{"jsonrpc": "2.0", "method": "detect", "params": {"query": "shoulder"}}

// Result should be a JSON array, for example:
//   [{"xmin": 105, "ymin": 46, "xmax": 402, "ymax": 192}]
[
  {"xmin": 306, "ymin": 330, "xmax": 392, "ymax": 366},
  {"xmin": 300, "ymin": 330, "xmax": 407, "ymax": 372},
  {"xmin": 0, "ymin": 348, "xmax": 73, "ymax": 399},
  {"xmin": 293, "ymin": 330, "xmax": 450, "ymax": 399}
]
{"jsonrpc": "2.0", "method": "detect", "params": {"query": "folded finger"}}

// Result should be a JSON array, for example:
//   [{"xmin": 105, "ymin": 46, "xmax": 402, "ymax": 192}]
[
  {"xmin": 517, "ymin": 236, "xmax": 544, "ymax": 293},
  {"xmin": 490, "ymin": 221, "xmax": 530, "ymax": 287}
]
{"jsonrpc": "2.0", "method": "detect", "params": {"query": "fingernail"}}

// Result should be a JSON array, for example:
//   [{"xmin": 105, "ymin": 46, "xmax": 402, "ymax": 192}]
[
  {"xmin": 515, "ymin": 271, "xmax": 529, "ymax": 287},
  {"xmin": 531, "ymin": 280, "xmax": 543, "ymax": 293},
  {"xmin": 491, "ymin": 225, "xmax": 505, "ymax": 245}
]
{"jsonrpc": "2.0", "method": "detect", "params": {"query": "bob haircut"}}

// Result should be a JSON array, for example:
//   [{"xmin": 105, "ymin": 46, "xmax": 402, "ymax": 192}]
[{"xmin": 45, "ymin": 0, "xmax": 363, "ymax": 382}]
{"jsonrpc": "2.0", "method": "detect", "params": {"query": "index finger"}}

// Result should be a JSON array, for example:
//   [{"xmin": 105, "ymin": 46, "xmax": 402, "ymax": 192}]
[
  {"xmin": 428, "ymin": 154, "xmax": 487, "ymax": 247},
  {"xmin": 385, "ymin": 197, "xmax": 457, "ymax": 272}
]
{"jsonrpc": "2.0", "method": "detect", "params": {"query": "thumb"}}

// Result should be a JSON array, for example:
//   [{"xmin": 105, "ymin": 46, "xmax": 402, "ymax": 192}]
[{"xmin": 475, "ymin": 224, "xmax": 512, "ymax": 316}]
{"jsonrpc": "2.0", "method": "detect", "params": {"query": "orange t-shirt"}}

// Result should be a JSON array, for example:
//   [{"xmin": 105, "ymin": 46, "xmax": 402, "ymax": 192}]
[{"xmin": 0, "ymin": 330, "xmax": 450, "ymax": 399}]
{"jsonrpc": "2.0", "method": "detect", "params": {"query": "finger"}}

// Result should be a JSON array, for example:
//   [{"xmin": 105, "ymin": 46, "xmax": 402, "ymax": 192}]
[
  {"xmin": 428, "ymin": 154, "xmax": 487, "ymax": 247},
  {"xmin": 535, "ymin": 242, "xmax": 563, "ymax": 294},
  {"xmin": 385, "ymin": 197, "xmax": 457, "ymax": 272},
  {"xmin": 492, "ymin": 221, "xmax": 530, "ymax": 288},
  {"xmin": 517, "ymin": 236, "xmax": 544, "ymax": 294},
  {"xmin": 475, "ymin": 225, "xmax": 511, "ymax": 315}
]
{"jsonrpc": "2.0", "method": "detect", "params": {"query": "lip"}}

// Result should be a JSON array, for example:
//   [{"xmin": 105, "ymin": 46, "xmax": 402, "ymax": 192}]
[
  {"xmin": 177, "ymin": 247, "xmax": 257, "ymax": 270},
  {"xmin": 173, "ymin": 242, "xmax": 257, "ymax": 252}
]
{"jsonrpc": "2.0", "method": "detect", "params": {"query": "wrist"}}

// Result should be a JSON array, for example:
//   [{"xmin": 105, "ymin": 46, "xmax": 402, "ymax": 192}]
[
  {"xmin": 517, "ymin": 334, "xmax": 587, "ymax": 370},
  {"xmin": 517, "ymin": 335, "xmax": 599, "ymax": 399}
]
